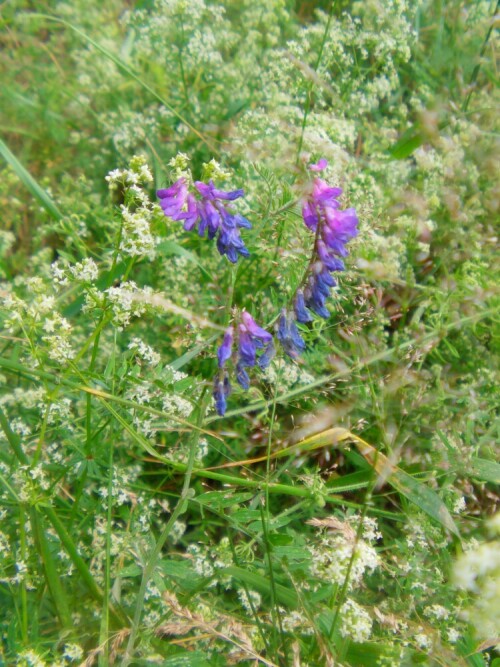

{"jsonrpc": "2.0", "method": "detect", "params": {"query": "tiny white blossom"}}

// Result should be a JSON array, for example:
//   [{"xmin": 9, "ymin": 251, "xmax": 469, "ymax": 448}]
[{"xmin": 62, "ymin": 643, "xmax": 84, "ymax": 662}]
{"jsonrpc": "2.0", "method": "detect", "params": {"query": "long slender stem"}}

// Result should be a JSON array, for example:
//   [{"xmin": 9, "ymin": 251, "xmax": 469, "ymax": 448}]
[
  {"xmin": 296, "ymin": 1, "xmax": 335, "ymax": 163},
  {"xmin": 262, "ymin": 366, "xmax": 285, "ymax": 661}
]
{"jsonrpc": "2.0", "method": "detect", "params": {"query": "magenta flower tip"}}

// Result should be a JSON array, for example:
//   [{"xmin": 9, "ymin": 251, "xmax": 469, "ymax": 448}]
[{"xmin": 309, "ymin": 158, "xmax": 328, "ymax": 172}]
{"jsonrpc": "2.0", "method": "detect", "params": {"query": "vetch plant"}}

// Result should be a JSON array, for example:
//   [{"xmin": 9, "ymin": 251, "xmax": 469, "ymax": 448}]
[
  {"xmin": 1, "ymin": 2, "xmax": 498, "ymax": 665},
  {"xmin": 157, "ymin": 157, "xmax": 359, "ymax": 416}
]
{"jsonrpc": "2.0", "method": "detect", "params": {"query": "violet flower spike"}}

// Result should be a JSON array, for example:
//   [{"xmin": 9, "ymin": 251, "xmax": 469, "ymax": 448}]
[
  {"xmin": 292, "ymin": 157, "xmax": 359, "ymax": 325},
  {"xmin": 157, "ymin": 177, "xmax": 251, "ymax": 264}
]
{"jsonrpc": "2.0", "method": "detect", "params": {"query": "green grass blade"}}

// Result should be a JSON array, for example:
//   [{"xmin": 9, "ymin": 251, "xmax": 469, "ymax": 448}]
[
  {"xmin": 0, "ymin": 138, "xmax": 62, "ymax": 220},
  {"xmin": 31, "ymin": 511, "xmax": 72, "ymax": 629},
  {"xmin": 351, "ymin": 434, "xmax": 460, "ymax": 537},
  {"xmin": 225, "ymin": 565, "xmax": 298, "ymax": 608}
]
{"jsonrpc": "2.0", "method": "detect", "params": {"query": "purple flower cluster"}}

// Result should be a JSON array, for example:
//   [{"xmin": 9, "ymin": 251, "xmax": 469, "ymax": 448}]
[
  {"xmin": 213, "ymin": 312, "xmax": 274, "ymax": 415},
  {"xmin": 277, "ymin": 159, "xmax": 359, "ymax": 359},
  {"xmin": 299, "ymin": 159, "xmax": 358, "ymax": 320},
  {"xmin": 157, "ymin": 178, "xmax": 251, "ymax": 263}
]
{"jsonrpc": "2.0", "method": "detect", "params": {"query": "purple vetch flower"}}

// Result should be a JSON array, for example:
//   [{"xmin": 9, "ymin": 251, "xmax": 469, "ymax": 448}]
[
  {"xmin": 217, "ymin": 326, "xmax": 234, "ymax": 368},
  {"xmin": 236, "ymin": 362, "xmax": 250, "ymax": 390},
  {"xmin": 237, "ymin": 312, "xmax": 274, "ymax": 376},
  {"xmin": 213, "ymin": 371, "xmax": 231, "ymax": 416},
  {"xmin": 212, "ymin": 312, "xmax": 275, "ymax": 415},
  {"xmin": 157, "ymin": 177, "xmax": 251, "ymax": 263},
  {"xmin": 294, "ymin": 159, "xmax": 358, "ymax": 324},
  {"xmin": 309, "ymin": 157, "xmax": 328, "ymax": 172},
  {"xmin": 157, "ymin": 179, "xmax": 190, "ymax": 220},
  {"xmin": 294, "ymin": 290, "xmax": 313, "ymax": 324},
  {"xmin": 277, "ymin": 309, "xmax": 306, "ymax": 359}
]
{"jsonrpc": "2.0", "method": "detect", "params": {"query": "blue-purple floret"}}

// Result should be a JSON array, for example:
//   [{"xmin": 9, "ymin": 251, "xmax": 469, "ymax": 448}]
[
  {"xmin": 217, "ymin": 326, "xmax": 234, "ymax": 368},
  {"xmin": 157, "ymin": 178, "xmax": 251, "ymax": 263},
  {"xmin": 213, "ymin": 372, "xmax": 231, "ymax": 416},
  {"xmin": 295, "ymin": 159, "xmax": 359, "ymax": 324},
  {"xmin": 277, "ymin": 310, "xmax": 306, "ymax": 359},
  {"xmin": 237, "ymin": 312, "xmax": 274, "ymax": 375}
]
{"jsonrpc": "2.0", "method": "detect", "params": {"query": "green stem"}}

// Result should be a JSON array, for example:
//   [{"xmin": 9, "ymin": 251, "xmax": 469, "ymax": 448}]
[
  {"xmin": 99, "ymin": 442, "xmax": 114, "ymax": 666},
  {"xmin": 328, "ymin": 462, "xmax": 378, "ymax": 641},
  {"xmin": 462, "ymin": 0, "xmax": 499, "ymax": 112},
  {"xmin": 296, "ymin": 1, "xmax": 335, "ymax": 163},
  {"xmin": 19, "ymin": 505, "xmax": 29, "ymax": 644}
]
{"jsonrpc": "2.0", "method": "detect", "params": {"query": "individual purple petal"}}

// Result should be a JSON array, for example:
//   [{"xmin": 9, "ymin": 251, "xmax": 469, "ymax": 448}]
[
  {"xmin": 159, "ymin": 198, "xmax": 185, "ymax": 218},
  {"xmin": 309, "ymin": 158, "xmax": 328, "ymax": 172},
  {"xmin": 194, "ymin": 181, "xmax": 214, "ymax": 199},
  {"xmin": 211, "ymin": 185, "xmax": 244, "ymax": 201},
  {"xmin": 198, "ymin": 200, "xmax": 220, "ymax": 239},
  {"xmin": 305, "ymin": 276, "xmax": 331, "ymax": 318},
  {"xmin": 277, "ymin": 310, "xmax": 306, "ymax": 359},
  {"xmin": 304, "ymin": 287, "xmax": 330, "ymax": 319},
  {"xmin": 317, "ymin": 240, "xmax": 347, "ymax": 269},
  {"xmin": 302, "ymin": 200, "xmax": 319, "ymax": 231},
  {"xmin": 217, "ymin": 227, "xmax": 250, "ymax": 263},
  {"xmin": 217, "ymin": 326, "xmax": 234, "ymax": 368},
  {"xmin": 257, "ymin": 339, "xmax": 276, "ymax": 369},
  {"xmin": 156, "ymin": 178, "xmax": 185, "ymax": 198},
  {"xmin": 195, "ymin": 180, "xmax": 244, "ymax": 201},
  {"xmin": 241, "ymin": 312, "xmax": 273, "ymax": 343},
  {"xmin": 238, "ymin": 328, "xmax": 256, "ymax": 366},
  {"xmin": 326, "ymin": 208, "xmax": 359, "ymax": 243},
  {"xmin": 213, "ymin": 372, "xmax": 231, "ymax": 416},
  {"xmin": 236, "ymin": 363, "xmax": 250, "ymax": 390},
  {"xmin": 294, "ymin": 290, "xmax": 313, "ymax": 323},
  {"xmin": 179, "ymin": 194, "xmax": 199, "ymax": 231},
  {"xmin": 233, "ymin": 213, "xmax": 252, "ymax": 229},
  {"xmin": 313, "ymin": 180, "xmax": 343, "ymax": 205}
]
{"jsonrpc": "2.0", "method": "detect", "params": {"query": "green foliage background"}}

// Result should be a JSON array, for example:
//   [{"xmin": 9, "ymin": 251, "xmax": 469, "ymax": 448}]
[{"xmin": 0, "ymin": 0, "xmax": 498, "ymax": 665}]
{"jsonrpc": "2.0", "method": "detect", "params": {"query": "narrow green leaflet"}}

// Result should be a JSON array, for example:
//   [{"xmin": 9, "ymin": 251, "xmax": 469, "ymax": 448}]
[{"xmin": 0, "ymin": 138, "xmax": 62, "ymax": 220}]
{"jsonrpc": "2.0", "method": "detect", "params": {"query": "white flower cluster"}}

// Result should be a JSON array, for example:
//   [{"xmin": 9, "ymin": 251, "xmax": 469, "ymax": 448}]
[
  {"xmin": 128, "ymin": 337, "xmax": 161, "ymax": 366},
  {"xmin": 68, "ymin": 257, "xmax": 98, "ymax": 283},
  {"xmin": 279, "ymin": 608, "xmax": 314, "ymax": 636},
  {"xmin": 238, "ymin": 588, "xmax": 262, "ymax": 613},
  {"xmin": 1, "ymin": 279, "xmax": 76, "ymax": 365},
  {"xmin": 105, "ymin": 156, "xmax": 153, "ymax": 189},
  {"xmin": 309, "ymin": 515, "xmax": 380, "ymax": 588},
  {"xmin": 339, "ymin": 598, "xmax": 373, "ymax": 642},
  {"xmin": 453, "ymin": 513, "xmax": 500, "ymax": 646},
  {"xmin": 107, "ymin": 156, "xmax": 159, "ymax": 261},
  {"xmin": 264, "ymin": 357, "xmax": 315, "ymax": 391},
  {"xmin": 188, "ymin": 536, "xmax": 233, "ymax": 586},
  {"xmin": 0, "ymin": 230, "xmax": 15, "ymax": 278},
  {"xmin": 105, "ymin": 281, "xmax": 155, "ymax": 329},
  {"xmin": 162, "ymin": 393, "xmax": 193, "ymax": 420},
  {"xmin": 61, "ymin": 644, "xmax": 83, "ymax": 662},
  {"xmin": 119, "ymin": 202, "xmax": 158, "ymax": 260},
  {"xmin": 11, "ymin": 465, "xmax": 50, "ymax": 507}
]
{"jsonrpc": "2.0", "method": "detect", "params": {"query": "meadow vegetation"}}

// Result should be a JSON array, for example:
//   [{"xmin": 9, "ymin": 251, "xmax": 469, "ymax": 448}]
[{"xmin": 0, "ymin": 1, "xmax": 499, "ymax": 665}]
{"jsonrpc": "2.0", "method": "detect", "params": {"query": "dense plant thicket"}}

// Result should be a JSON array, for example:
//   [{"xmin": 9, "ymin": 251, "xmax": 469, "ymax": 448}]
[{"xmin": 0, "ymin": 1, "xmax": 498, "ymax": 665}]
